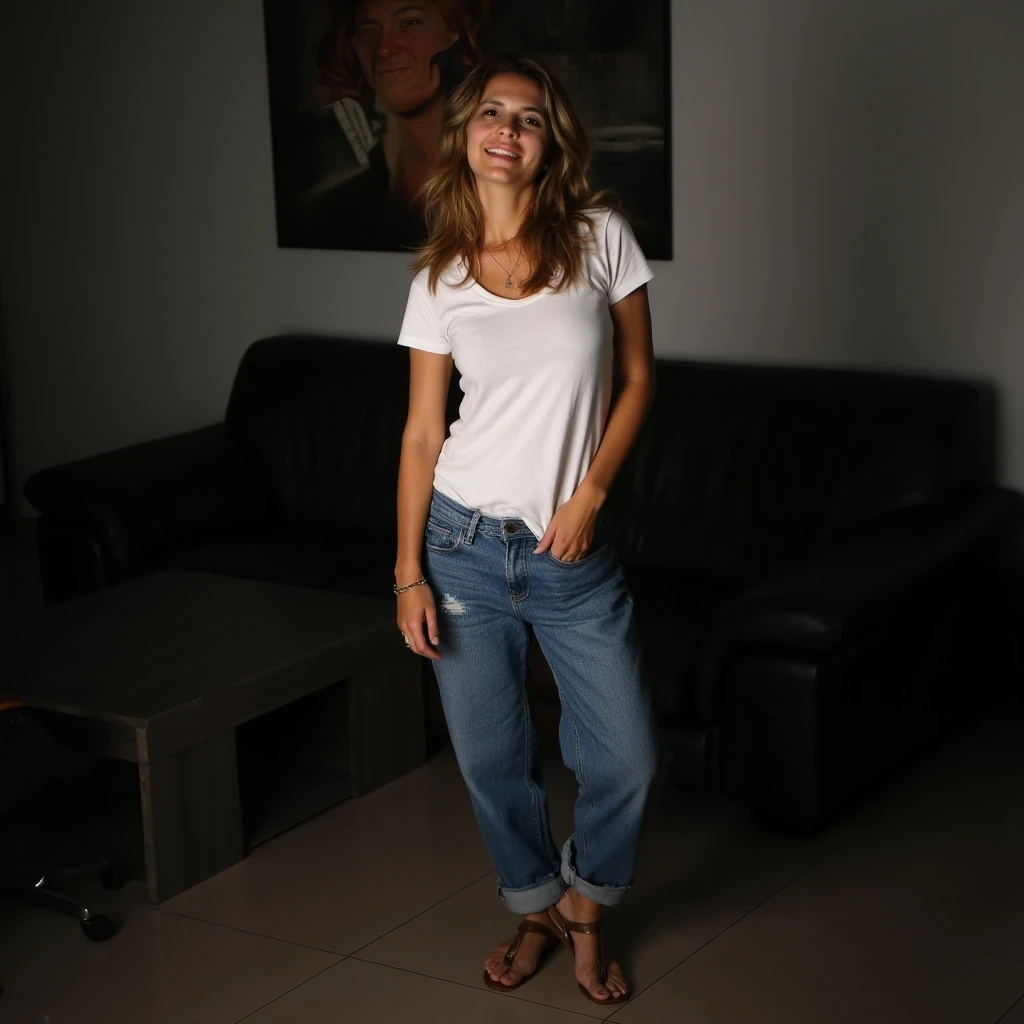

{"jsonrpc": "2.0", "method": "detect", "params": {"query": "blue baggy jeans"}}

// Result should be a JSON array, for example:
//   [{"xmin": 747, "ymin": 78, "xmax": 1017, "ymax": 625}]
[{"xmin": 423, "ymin": 487, "xmax": 665, "ymax": 915}]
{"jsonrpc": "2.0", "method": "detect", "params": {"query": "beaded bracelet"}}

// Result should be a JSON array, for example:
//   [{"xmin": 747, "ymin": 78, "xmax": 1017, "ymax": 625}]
[{"xmin": 393, "ymin": 577, "xmax": 428, "ymax": 596}]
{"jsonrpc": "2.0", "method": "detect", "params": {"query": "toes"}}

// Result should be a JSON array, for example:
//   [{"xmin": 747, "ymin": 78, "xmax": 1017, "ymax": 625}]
[
  {"xmin": 486, "ymin": 960, "xmax": 512, "ymax": 982},
  {"xmin": 500, "ymin": 965, "xmax": 525, "ymax": 986},
  {"xmin": 581, "ymin": 972, "xmax": 610, "ymax": 1000},
  {"xmin": 581, "ymin": 962, "xmax": 628, "ymax": 1001}
]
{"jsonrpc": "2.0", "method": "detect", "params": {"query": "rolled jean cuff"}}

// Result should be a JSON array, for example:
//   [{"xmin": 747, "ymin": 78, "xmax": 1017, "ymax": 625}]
[
  {"xmin": 497, "ymin": 873, "xmax": 567, "ymax": 915},
  {"xmin": 560, "ymin": 839, "xmax": 630, "ymax": 907}
]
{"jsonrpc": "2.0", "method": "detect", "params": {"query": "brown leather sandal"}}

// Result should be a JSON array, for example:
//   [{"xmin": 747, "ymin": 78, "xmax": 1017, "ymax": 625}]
[
  {"xmin": 547, "ymin": 905, "xmax": 630, "ymax": 1006},
  {"xmin": 483, "ymin": 918, "xmax": 564, "ymax": 993}
]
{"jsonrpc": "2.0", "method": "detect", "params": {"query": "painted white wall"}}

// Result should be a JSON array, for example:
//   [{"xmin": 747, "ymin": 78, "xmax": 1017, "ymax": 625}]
[{"xmin": 2, "ymin": 0, "xmax": 1022, "ymax": 516}]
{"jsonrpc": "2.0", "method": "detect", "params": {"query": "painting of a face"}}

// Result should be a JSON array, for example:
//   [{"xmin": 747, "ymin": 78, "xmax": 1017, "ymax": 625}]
[
  {"xmin": 263, "ymin": 0, "xmax": 671, "ymax": 255},
  {"xmin": 350, "ymin": 1, "xmax": 459, "ymax": 113}
]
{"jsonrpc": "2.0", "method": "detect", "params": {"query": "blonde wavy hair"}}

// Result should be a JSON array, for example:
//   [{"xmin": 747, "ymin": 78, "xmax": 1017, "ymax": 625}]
[{"xmin": 414, "ymin": 54, "xmax": 615, "ymax": 296}]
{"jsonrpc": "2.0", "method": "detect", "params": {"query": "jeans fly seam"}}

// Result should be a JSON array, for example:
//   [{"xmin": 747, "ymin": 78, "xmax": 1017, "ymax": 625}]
[{"xmin": 505, "ymin": 540, "xmax": 529, "ymax": 609}]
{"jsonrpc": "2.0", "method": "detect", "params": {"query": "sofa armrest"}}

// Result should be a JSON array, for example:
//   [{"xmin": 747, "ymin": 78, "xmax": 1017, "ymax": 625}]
[
  {"xmin": 24, "ymin": 424, "xmax": 271, "ymax": 574},
  {"xmin": 718, "ymin": 487, "xmax": 1022, "ymax": 655},
  {"xmin": 702, "ymin": 487, "xmax": 1023, "ymax": 833}
]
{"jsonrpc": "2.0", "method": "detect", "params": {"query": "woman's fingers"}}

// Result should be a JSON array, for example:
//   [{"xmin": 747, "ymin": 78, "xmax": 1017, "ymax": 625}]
[
  {"xmin": 410, "ymin": 617, "xmax": 442, "ymax": 660},
  {"xmin": 399, "ymin": 619, "xmax": 434, "ymax": 659},
  {"xmin": 425, "ymin": 607, "xmax": 440, "ymax": 647},
  {"xmin": 397, "ymin": 593, "xmax": 442, "ymax": 660}
]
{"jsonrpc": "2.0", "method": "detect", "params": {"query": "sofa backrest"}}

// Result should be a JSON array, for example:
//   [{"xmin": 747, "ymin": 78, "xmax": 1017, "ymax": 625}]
[
  {"xmin": 226, "ymin": 336, "xmax": 996, "ymax": 584},
  {"xmin": 607, "ymin": 359, "xmax": 996, "ymax": 583},
  {"xmin": 225, "ymin": 335, "xmax": 458, "ymax": 531}
]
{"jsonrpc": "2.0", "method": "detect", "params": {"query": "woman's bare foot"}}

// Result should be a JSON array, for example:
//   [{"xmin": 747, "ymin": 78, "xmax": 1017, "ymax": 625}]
[
  {"xmin": 553, "ymin": 889, "xmax": 629, "ymax": 1002},
  {"xmin": 484, "ymin": 911, "xmax": 559, "ymax": 988}
]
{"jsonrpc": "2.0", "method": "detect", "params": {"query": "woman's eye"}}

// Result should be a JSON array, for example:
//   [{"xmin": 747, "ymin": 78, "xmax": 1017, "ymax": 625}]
[
  {"xmin": 399, "ymin": 18, "xmax": 423, "ymax": 28},
  {"xmin": 482, "ymin": 108, "xmax": 498, "ymax": 117},
  {"xmin": 523, "ymin": 117, "xmax": 541, "ymax": 127}
]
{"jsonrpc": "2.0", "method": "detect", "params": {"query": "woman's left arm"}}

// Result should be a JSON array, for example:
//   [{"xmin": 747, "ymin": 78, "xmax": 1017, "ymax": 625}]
[{"xmin": 534, "ymin": 284, "xmax": 655, "ymax": 560}]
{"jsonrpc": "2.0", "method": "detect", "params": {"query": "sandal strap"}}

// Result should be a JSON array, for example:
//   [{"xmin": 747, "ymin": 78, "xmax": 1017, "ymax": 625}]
[
  {"xmin": 503, "ymin": 919, "xmax": 557, "ymax": 965},
  {"xmin": 547, "ymin": 907, "xmax": 608, "ymax": 981},
  {"xmin": 552, "ymin": 909, "xmax": 602, "ymax": 936}
]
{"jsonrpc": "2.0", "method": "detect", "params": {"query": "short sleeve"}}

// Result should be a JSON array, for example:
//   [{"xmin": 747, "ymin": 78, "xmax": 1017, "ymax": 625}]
[
  {"xmin": 397, "ymin": 270, "xmax": 451, "ymax": 355},
  {"xmin": 603, "ymin": 210, "xmax": 654, "ymax": 306}
]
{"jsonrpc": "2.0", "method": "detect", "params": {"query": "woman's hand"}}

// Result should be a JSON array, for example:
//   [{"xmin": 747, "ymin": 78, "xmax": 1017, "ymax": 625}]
[
  {"xmin": 533, "ymin": 483, "xmax": 605, "ymax": 563},
  {"xmin": 397, "ymin": 584, "xmax": 442, "ymax": 660}
]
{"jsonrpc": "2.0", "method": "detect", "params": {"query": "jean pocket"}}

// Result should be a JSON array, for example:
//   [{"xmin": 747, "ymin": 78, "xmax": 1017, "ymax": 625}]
[
  {"xmin": 545, "ymin": 510, "xmax": 614, "ymax": 567},
  {"xmin": 424, "ymin": 517, "xmax": 461, "ymax": 553},
  {"xmin": 546, "ymin": 542, "xmax": 612, "ymax": 567}
]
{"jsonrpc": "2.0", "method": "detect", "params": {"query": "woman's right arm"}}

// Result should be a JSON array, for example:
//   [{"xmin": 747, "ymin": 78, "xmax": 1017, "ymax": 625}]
[{"xmin": 395, "ymin": 348, "xmax": 453, "ymax": 660}]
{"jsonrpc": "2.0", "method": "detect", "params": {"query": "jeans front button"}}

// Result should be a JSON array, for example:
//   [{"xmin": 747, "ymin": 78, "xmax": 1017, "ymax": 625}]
[{"xmin": 503, "ymin": 523, "xmax": 518, "ymax": 534}]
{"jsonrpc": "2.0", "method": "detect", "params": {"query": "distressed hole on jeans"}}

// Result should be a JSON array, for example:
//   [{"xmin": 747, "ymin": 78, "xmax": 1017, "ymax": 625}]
[{"xmin": 441, "ymin": 593, "xmax": 467, "ymax": 615}]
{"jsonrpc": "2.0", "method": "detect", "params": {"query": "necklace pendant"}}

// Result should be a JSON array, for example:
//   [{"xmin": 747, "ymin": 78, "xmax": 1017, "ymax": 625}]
[{"xmin": 505, "ymin": 276, "xmax": 512, "ymax": 288}]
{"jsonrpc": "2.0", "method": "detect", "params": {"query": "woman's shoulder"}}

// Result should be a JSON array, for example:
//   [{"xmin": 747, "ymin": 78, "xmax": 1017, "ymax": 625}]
[
  {"xmin": 578, "ymin": 207, "xmax": 636, "ymax": 254},
  {"xmin": 579, "ymin": 205, "xmax": 623, "ymax": 233},
  {"xmin": 407, "ymin": 266, "xmax": 432, "ymax": 294},
  {"xmin": 408, "ymin": 260, "xmax": 470, "ymax": 298}
]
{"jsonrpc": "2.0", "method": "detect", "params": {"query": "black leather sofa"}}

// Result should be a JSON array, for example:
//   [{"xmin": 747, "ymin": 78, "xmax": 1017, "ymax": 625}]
[{"xmin": 23, "ymin": 335, "xmax": 1023, "ymax": 833}]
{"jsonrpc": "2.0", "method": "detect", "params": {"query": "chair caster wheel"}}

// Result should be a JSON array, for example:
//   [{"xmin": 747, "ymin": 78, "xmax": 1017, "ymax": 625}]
[
  {"xmin": 81, "ymin": 914, "xmax": 116, "ymax": 942},
  {"xmin": 100, "ymin": 863, "xmax": 129, "ymax": 890}
]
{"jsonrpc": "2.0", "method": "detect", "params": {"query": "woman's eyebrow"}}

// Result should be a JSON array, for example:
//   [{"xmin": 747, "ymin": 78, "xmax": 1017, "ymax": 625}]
[
  {"xmin": 356, "ymin": 4, "xmax": 425, "ymax": 26},
  {"xmin": 479, "ymin": 99, "xmax": 545, "ymax": 117}
]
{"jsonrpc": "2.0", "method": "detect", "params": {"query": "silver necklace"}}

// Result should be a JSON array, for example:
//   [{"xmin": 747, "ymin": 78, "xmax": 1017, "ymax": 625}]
[{"xmin": 487, "ymin": 245, "xmax": 524, "ymax": 289}]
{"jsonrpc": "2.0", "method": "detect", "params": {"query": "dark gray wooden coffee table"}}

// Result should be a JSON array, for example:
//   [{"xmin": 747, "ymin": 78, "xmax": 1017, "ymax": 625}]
[{"xmin": 4, "ymin": 570, "xmax": 423, "ymax": 903}]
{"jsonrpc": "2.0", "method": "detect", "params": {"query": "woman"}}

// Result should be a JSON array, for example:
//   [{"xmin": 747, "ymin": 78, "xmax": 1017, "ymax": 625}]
[
  {"xmin": 308, "ymin": 0, "xmax": 490, "ymax": 249},
  {"xmin": 394, "ymin": 54, "xmax": 663, "ymax": 1005}
]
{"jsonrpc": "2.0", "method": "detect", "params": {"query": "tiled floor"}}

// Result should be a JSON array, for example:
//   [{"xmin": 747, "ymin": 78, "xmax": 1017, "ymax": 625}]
[{"xmin": 2, "ymin": 528, "xmax": 1023, "ymax": 1023}]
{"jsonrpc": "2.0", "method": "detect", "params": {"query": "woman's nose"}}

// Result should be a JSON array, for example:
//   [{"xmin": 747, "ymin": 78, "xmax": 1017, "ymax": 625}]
[{"xmin": 375, "ymin": 28, "xmax": 397, "ymax": 57}]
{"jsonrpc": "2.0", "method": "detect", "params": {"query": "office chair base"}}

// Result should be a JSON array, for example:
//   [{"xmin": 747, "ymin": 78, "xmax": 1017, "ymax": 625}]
[{"xmin": 0, "ymin": 857, "xmax": 127, "ymax": 941}]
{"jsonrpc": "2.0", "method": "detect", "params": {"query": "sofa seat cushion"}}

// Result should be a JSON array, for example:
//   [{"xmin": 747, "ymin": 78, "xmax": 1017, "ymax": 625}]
[
  {"xmin": 173, "ymin": 525, "xmax": 397, "ymax": 598},
  {"xmin": 528, "ymin": 563, "xmax": 739, "ymax": 725}
]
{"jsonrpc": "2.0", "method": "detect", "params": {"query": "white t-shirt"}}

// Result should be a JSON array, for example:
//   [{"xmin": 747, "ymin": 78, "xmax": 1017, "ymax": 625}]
[{"xmin": 397, "ymin": 208, "xmax": 653, "ymax": 540}]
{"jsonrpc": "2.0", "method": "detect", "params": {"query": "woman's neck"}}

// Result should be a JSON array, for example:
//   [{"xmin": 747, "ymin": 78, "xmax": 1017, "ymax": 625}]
[{"xmin": 476, "ymin": 181, "xmax": 535, "ymax": 248}]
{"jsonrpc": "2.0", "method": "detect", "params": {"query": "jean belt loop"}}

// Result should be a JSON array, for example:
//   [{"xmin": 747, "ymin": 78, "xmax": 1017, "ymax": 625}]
[{"xmin": 465, "ymin": 510, "xmax": 482, "ymax": 546}]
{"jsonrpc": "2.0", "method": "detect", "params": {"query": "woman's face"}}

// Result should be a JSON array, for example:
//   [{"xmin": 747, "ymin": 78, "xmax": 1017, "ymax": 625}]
[
  {"xmin": 466, "ymin": 74, "xmax": 551, "ymax": 189},
  {"xmin": 350, "ymin": 1, "xmax": 459, "ymax": 114}
]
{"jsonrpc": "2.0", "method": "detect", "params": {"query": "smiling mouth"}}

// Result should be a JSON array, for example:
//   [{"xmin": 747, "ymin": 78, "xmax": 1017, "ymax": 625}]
[
  {"xmin": 485, "ymin": 147, "xmax": 522, "ymax": 160},
  {"xmin": 376, "ymin": 65, "xmax": 412, "ymax": 77}
]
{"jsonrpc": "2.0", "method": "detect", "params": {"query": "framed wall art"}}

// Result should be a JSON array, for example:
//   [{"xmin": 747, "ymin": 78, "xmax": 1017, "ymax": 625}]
[{"xmin": 263, "ymin": 0, "xmax": 672, "ymax": 257}]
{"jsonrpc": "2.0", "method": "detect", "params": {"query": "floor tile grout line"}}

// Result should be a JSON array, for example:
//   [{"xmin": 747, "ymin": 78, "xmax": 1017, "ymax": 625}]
[
  {"xmin": 344, "ymin": 867, "xmax": 498, "ymax": 957},
  {"xmin": 995, "ymin": 991, "xmax": 1024, "ymax": 1023},
  {"xmin": 341, "ymin": 957, "xmax": 607, "ymax": 1021},
  {"xmin": 604, "ymin": 899, "xmax": 772, "ymax": 1017},
  {"xmin": 143, "ymin": 903, "xmax": 349, "ymax": 958},
  {"xmin": 141, "ymin": 866, "xmax": 496, "ymax": 959},
  {"xmin": 754, "ymin": 900, "xmax": 1024, "ymax": 968},
  {"xmin": 604, "ymin": 866, "xmax": 817, "ymax": 1017},
  {"xmin": 230, "ymin": 959, "xmax": 346, "ymax": 1024},
  {"xmin": 604, "ymin": 869, "xmax": 1024, "ymax": 1023}
]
